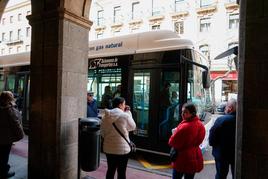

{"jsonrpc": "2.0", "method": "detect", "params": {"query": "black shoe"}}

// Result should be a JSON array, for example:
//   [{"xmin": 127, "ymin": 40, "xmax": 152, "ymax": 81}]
[{"xmin": 6, "ymin": 171, "xmax": 15, "ymax": 178}]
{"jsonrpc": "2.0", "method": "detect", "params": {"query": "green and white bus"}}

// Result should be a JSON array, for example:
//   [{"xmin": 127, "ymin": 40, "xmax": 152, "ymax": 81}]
[{"xmin": 88, "ymin": 30, "xmax": 211, "ymax": 154}]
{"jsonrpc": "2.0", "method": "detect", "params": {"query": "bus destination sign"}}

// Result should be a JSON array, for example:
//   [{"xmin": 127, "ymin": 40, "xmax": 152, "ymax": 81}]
[{"xmin": 89, "ymin": 58, "xmax": 118, "ymax": 69}]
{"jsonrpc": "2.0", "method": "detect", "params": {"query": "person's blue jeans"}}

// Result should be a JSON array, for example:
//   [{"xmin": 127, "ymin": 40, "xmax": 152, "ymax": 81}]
[
  {"xmin": 106, "ymin": 153, "xmax": 129, "ymax": 179},
  {"xmin": 215, "ymin": 159, "xmax": 234, "ymax": 179},
  {"xmin": 172, "ymin": 169, "xmax": 195, "ymax": 179}
]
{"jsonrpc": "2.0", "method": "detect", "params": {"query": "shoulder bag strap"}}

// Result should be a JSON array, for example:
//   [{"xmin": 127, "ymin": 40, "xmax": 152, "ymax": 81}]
[{"xmin": 112, "ymin": 123, "xmax": 131, "ymax": 146}]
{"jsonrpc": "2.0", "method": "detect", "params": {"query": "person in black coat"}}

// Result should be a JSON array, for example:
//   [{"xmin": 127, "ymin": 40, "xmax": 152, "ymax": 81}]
[
  {"xmin": 209, "ymin": 98, "xmax": 237, "ymax": 179},
  {"xmin": 0, "ymin": 91, "xmax": 24, "ymax": 178}
]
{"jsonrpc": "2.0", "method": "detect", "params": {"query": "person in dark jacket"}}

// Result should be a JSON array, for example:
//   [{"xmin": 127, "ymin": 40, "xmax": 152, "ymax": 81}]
[
  {"xmin": 209, "ymin": 98, "xmax": 237, "ymax": 179},
  {"xmin": 0, "ymin": 91, "xmax": 24, "ymax": 178},
  {"xmin": 87, "ymin": 91, "xmax": 98, "ymax": 117},
  {"xmin": 101, "ymin": 86, "xmax": 113, "ymax": 109},
  {"xmin": 169, "ymin": 102, "xmax": 205, "ymax": 179}
]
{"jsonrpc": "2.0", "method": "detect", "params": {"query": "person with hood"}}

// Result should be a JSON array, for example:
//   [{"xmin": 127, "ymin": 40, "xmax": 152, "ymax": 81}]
[
  {"xmin": 168, "ymin": 102, "xmax": 205, "ymax": 179},
  {"xmin": 100, "ymin": 97, "xmax": 136, "ymax": 179},
  {"xmin": 0, "ymin": 91, "xmax": 24, "ymax": 178}
]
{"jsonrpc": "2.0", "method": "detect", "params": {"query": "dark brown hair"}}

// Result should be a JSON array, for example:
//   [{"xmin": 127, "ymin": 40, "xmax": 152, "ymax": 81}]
[{"xmin": 182, "ymin": 102, "xmax": 197, "ymax": 116}]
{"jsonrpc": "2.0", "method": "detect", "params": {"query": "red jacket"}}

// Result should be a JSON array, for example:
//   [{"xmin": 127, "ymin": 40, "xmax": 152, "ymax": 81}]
[{"xmin": 168, "ymin": 116, "xmax": 205, "ymax": 173}]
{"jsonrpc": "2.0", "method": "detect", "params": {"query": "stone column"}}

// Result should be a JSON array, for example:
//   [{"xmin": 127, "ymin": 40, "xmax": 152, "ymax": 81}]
[
  {"xmin": 27, "ymin": 5, "xmax": 92, "ymax": 179},
  {"xmin": 236, "ymin": 0, "xmax": 268, "ymax": 178}
]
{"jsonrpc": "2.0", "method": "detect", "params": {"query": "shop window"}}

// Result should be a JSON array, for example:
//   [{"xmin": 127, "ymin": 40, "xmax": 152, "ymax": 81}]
[{"xmin": 221, "ymin": 80, "xmax": 237, "ymax": 101}]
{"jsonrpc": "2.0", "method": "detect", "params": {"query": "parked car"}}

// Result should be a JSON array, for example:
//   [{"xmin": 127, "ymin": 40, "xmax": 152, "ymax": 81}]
[{"xmin": 216, "ymin": 102, "xmax": 227, "ymax": 114}]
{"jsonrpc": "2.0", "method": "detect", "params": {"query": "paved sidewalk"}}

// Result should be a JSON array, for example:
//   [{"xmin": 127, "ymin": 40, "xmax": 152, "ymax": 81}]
[
  {"xmin": 83, "ymin": 159, "xmax": 170, "ymax": 179},
  {"xmin": 9, "ymin": 136, "xmax": 171, "ymax": 179},
  {"xmin": 8, "ymin": 114, "xmax": 232, "ymax": 179}
]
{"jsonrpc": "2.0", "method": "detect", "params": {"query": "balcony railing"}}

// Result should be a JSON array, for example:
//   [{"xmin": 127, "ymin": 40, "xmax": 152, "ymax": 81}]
[{"xmin": 5, "ymin": 38, "xmax": 23, "ymax": 45}]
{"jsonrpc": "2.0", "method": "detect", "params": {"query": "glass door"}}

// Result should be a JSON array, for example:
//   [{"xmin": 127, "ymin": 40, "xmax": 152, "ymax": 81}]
[
  {"xmin": 158, "ymin": 70, "xmax": 180, "ymax": 140},
  {"xmin": 15, "ymin": 72, "xmax": 30, "ymax": 132},
  {"xmin": 132, "ymin": 71, "xmax": 150, "ymax": 137}
]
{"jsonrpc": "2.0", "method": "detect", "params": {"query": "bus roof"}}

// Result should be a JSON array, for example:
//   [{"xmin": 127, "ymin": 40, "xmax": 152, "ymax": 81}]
[
  {"xmin": 88, "ymin": 30, "xmax": 194, "ymax": 58},
  {"xmin": 0, "ymin": 52, "xmax": 30, "ymax": 68},
  {"xmin": 0, "ymin": 31, "xmax": 194, "ymax": 68}
]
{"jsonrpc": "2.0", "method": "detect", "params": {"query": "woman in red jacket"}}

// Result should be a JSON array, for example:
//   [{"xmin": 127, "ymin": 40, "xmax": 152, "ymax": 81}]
[{"xmin": 168, "ymin": 102, "xmax": 205, "ymax": 179}]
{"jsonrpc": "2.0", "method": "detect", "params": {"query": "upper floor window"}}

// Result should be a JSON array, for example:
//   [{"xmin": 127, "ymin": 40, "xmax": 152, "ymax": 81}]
[
  {"xmin": 17, "ymin": 46, "xmax": 21, "ymax": 53},
  {"xmin": 132, "ymin": 2, "xmax": 140, "ymax": 20},
  {"xmin": 17, "ymin": 29, "xmax": 21, "ymax": 40},
  {"xmin": 200, "ymin": 17, "xmax": 211, "ymax": 32},
  {"xmin": 113, "ymin": 6, "xmax": 121, "ymax": 23},
  {"xmin": 9, "ymin": 31, "xmax": 13, "ymax": 41},
  {"xmin": 18, "ymin": 13, "xmax": 22, "ymax": 21},
  {"xmin": 229, "ymin": 13, "xmax": 239, "ymax": 29},
  {"xmin": 10, "ymin": 16, "xmax": 13, "ymax": 23},
  {"xmin": 97, "ymin": 10, "xmax": 104, "ymax": 26},
  {"xmin": 227, "ymin": 42, "xmax": 238, "ymax": 67},
  {"xmin": 228, "ymin": 42, "xmax": 238, "ymax": 49},
  {"xmin": 200, "ymin": 0, "xmax": 213, "ymax": 7},
  {"xmin": 175, "ymin": 0, "xmax": 184, "ymax": 12},
  {"xmin": 26, "ymin": 27, "xmax": 31, "ymax": 37},
  {"xmin": 1, "ymin": 33, "xmax": 5, "ymax": 41},
  {"xmin": 151, "ymin": 24, "xmax": 160, "ymax": 30},
  {"xmin": 174, "ymin": 21, "xmax": 184, "ymax": 34},
  {"xmin": 97, "ymin": 33, "xmax": 103, "ymax": 39},
  {"xmin": 1, "ymin": 18, "xmax": 5, "ymax": 25},
  {"xmin": 199, "ymin": 44, "xmax": 210, "ymax": 60},
  {"xmin": 9, "ymin": 47, "xmax": 12, "ymax": 54},
  {"xmin": 25, "ymin": 45, "xmax": 30, "ymax": 51},
  {"xmin": 152, "ymin": 0, "xmax": 161, "ymax": 16}
]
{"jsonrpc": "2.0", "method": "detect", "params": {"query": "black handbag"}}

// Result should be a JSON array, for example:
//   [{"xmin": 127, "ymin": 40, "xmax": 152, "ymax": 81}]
[
  {"xmin": 170, "ymin": 147, "xmax": 178, "ymax": 161},
  {"xmin": 112, "ymin": 123, "xmax": 136, "ymax": 153}
]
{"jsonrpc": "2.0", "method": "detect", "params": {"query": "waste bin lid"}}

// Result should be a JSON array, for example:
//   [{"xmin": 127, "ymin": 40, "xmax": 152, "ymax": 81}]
[{"xmin": 79, "ymin": 117, "xmax": 100, "ymax": 126}]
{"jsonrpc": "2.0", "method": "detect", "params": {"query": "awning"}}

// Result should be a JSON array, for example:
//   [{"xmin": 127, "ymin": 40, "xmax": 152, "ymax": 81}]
[{"xmin": 210, "ymin": 71, "xmax": 237, "ymax": 80}]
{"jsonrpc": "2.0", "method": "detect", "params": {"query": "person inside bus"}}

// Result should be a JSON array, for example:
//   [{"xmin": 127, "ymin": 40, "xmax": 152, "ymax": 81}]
[
  {"xmin": 159, "ymin": 82, "xmax": 172, "ymax": 137},
  {"xmin": 0, "ymin": 91, "xmax": 24, "ymax": 179},
  {"xmin": 169, "ymin": 102, "xmax": 205, "ymax": 179},
  {"xmin": 170, "ymin": 91, "xmax": 180, "ymax": 126},
  {"xmin": 171, "ymin": 91, "xmax": 179, "ymax": 104},
  {"xmin": 101, "ymin": 85, "xmax": 113, "ymax": 109},
  {"xmin": 87, "ymin": 91, "xmax": 98, "ymax": 117},
  {"xmin": 100, "ymin": 97, "xmax": 136, "ymax": 179},
  {"xmin": 113, "ymin": 84, "xmax": 121, "ymax": 98}
]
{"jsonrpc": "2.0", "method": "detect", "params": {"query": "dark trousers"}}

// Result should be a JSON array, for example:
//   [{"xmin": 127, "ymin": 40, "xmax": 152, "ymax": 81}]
[
  {"xmin": 172, "ymin": 169, "xmax": 195, "ymax": 179},
  {"xmin": 106, "ymin": 153, "xmax": 129, "ymax": 179},
  {"xmin": 215, "ymin": 159, "xmax": 234, "ymax": 179},
  {"xmin": 0, "ymin": 144, "xmax": 12, "ymax": 177}
]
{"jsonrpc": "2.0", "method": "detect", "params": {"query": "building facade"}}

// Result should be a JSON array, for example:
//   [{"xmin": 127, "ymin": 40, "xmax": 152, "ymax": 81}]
[
  {"xmin": 0, "ymin": 0, "xmax": 239, "ymax": 104},
  {"xmin": 89, "ymin": 0, "xmax": 239, "ymax": 104},
  {"xmin": 0, "ymin": 0, "xmax": 31, "ymax": 56}
]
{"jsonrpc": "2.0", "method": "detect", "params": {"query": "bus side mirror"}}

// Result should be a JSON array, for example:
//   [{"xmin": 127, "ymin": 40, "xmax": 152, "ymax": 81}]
[{"xmin": 202, "ymin": 70, "xmax": 210, "ymax": 89}]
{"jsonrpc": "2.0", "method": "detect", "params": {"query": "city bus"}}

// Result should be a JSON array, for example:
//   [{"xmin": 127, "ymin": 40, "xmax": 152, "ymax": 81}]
[
  {"xmin": 88, "ymin": 30, "xmax": 211, "ymax": 154},
  {"xmin": 0, "ymin": 30, "xmax": 211, "ymax": 154},
  {"xmin": 0, "ymin": 52, "xmax": 30, "ymax": 132}
]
